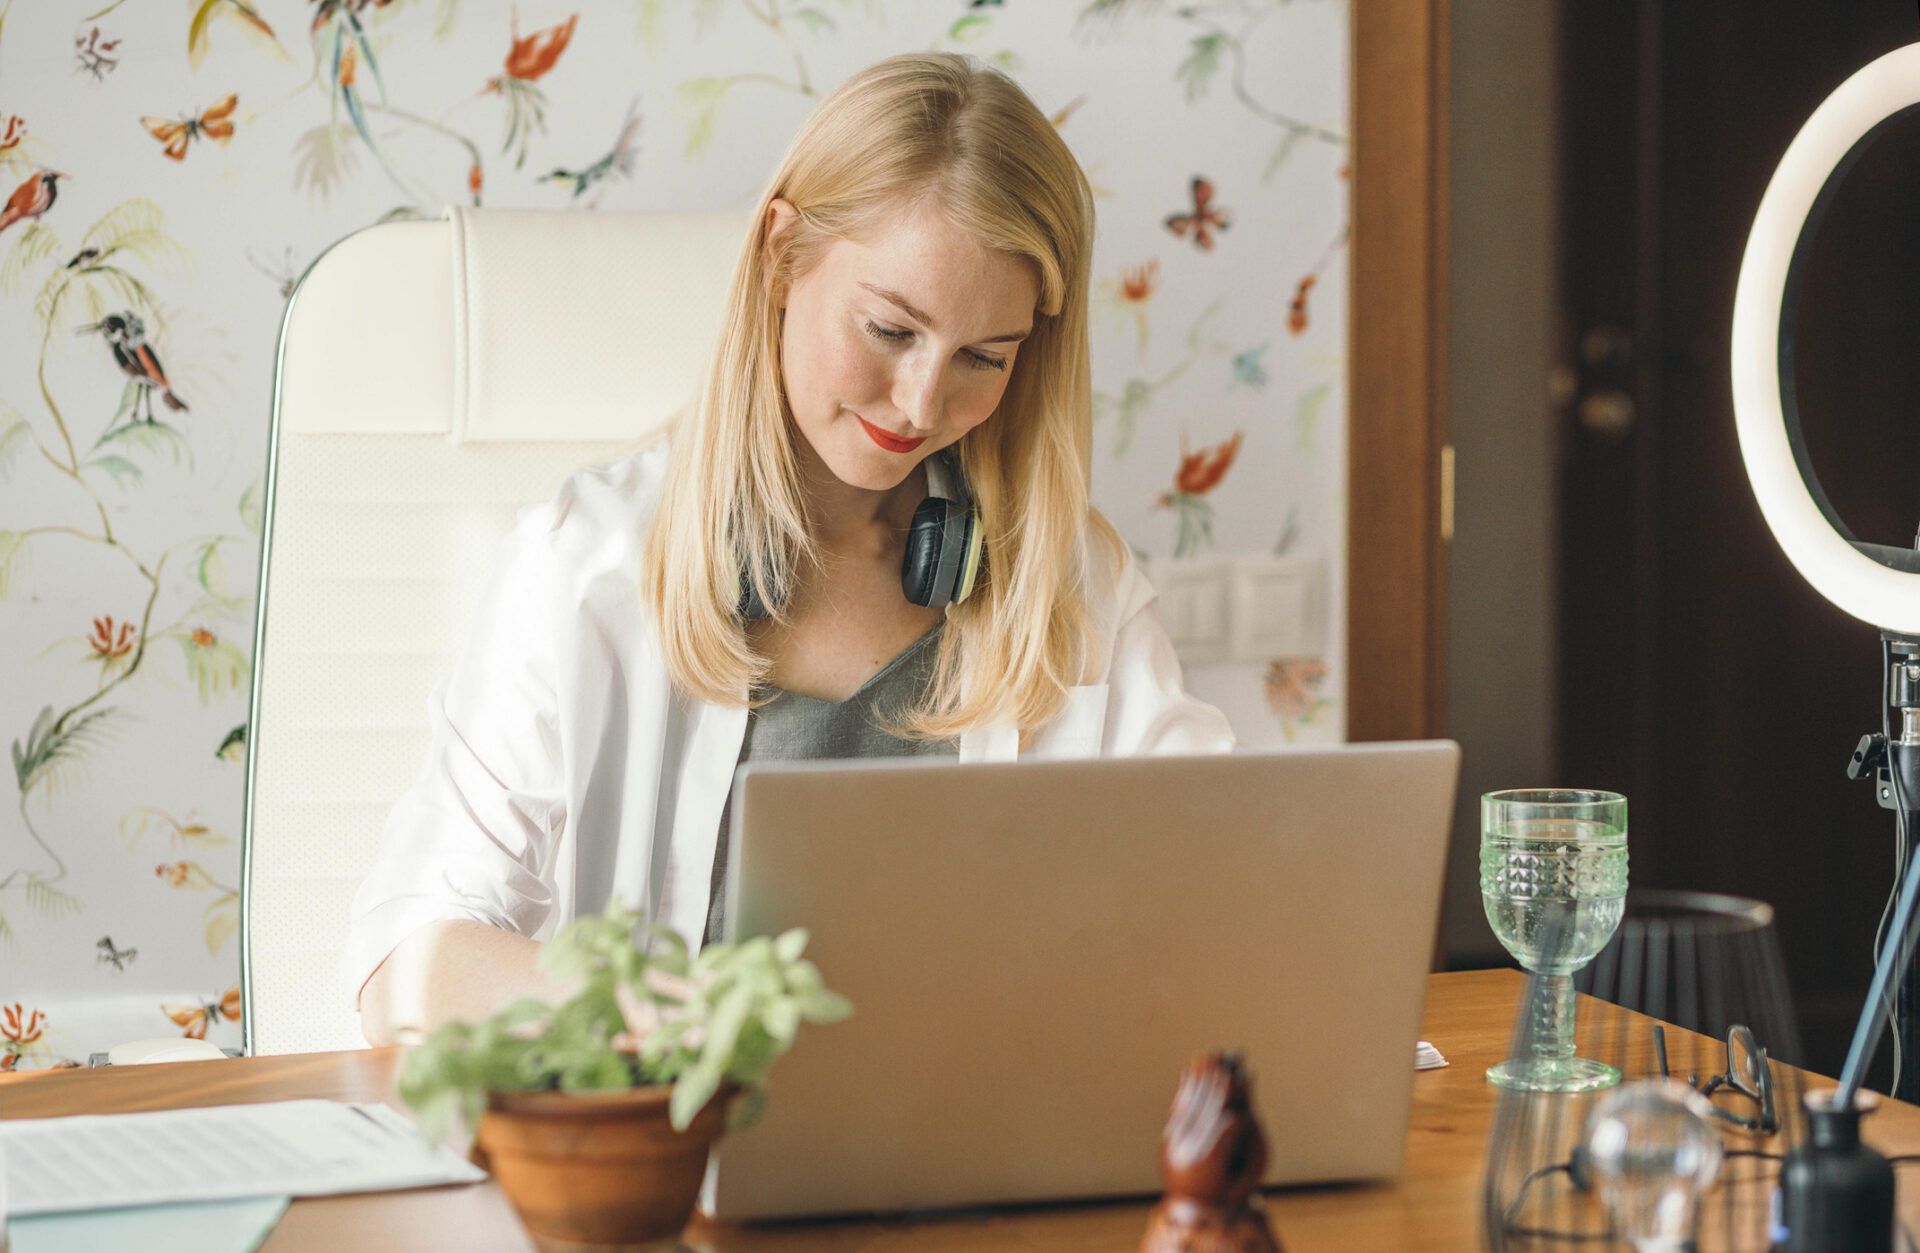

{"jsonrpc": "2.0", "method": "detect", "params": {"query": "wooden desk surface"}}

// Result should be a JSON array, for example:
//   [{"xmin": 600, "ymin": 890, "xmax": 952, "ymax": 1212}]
[{"xmin": 7, "ymin": 969, "xmax": 1920, "ymax": 1251}]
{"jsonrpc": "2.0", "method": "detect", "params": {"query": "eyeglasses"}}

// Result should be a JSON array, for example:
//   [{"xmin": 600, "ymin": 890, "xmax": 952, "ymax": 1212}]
[{"xmin": 1653, "ymin": 1022, "xmax": 1778, "ymax": 1136}]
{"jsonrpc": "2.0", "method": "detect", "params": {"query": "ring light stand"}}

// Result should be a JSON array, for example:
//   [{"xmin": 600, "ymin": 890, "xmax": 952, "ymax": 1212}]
[{"xmin": 1731, "ymin": 41, "xmax": 1920, "ymax": 1251}]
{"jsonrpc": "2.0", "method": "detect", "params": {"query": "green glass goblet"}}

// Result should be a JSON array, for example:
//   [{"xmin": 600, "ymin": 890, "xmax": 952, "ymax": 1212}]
[{"xmin": 1481, "ymin": 789, "xmax": 1629, "ymax": 1092}]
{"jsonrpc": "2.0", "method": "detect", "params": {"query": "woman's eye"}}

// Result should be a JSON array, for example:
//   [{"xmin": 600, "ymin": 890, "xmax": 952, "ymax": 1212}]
[
  {"xmin": 864, "ymin": 320, "xmax": 1006, "ymax": 372},
  {"xmin": 965, "ymin": 350, "xmax": 1007, "ymax": 373},
  {"xmin": 864, "ymin": 320, "xmax": 911, "ymax": 343}
]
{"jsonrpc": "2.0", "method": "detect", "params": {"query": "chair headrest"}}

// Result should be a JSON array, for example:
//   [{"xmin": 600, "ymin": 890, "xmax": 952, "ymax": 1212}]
[{"xmin": 276, "ymin": 207, "xmax": 754, "ymax": 443}]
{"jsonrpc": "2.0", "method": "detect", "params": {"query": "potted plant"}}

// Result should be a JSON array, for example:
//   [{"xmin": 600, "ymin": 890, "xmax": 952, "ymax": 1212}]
[{"xmin": 397, "ymin": 905, "xmax": 850, "ymax": 1252}]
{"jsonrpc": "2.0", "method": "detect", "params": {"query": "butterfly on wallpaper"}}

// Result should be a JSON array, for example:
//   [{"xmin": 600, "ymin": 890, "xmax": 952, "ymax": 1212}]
[
  {"xmin": 163, "ymin": 985, "xmax": 240, "ymax": 1039},
  {"xmin": 96, "ymin": 936, "xmax": 138, "ymax": 972},
  {"xmin": 140, "ymin": 93, "xmax": 238, "ymax": 162},
  {"xmin": 1163, "ymin": 176, "xmax": 1231, "ymax": 252}
]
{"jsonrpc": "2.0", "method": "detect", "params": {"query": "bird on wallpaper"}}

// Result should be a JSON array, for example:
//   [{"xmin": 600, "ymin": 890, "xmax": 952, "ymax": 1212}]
[
  {"xmin": 0, "ymin": 169, "xmax": 67, "ymax": 238},
  {"xmin": 77, "ymin": 313, "xmax": 189, "ymax": 422},
  {"xmin": 540, "ymin": 100, "xmax": 640, "ymax": 201}
]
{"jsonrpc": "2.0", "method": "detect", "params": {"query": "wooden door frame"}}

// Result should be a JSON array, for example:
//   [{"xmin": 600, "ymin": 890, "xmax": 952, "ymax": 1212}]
[{"xmin": 1349, "ymin": 0, "xmax": 1450, "ymax": 742}]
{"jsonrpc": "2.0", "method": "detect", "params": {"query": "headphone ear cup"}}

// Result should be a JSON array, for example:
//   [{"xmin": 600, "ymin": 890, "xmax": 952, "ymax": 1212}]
[
  {"xmin": 902, "ymin": 497, "xmax": 950, "ymax": 608},
  {"xmin": 738, "ymin": 571, "xmax": 770, "ymax": 621}
]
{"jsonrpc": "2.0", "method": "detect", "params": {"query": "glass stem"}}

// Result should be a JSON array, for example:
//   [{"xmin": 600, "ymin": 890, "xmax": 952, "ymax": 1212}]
[{"xmin": 1533, "ymin": 972, "xmax": 1576, "ymax": 1060}]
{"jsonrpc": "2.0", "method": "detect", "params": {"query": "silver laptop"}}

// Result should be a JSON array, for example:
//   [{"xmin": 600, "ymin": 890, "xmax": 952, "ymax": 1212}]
[{"xmin": 703, "ymin": 741, "xmax": 1461, "ymax": 1220}]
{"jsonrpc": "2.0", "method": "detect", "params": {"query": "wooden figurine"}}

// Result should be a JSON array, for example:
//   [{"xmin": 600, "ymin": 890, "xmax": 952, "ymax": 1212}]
[{"xmin": 1141, "ymin": 1051, "xmax": 1284, "ymax": 1253}]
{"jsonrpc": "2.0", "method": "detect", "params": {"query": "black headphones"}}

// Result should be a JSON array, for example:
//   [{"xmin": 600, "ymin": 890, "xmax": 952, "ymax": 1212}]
[{"xmin": 739, "ymin": 450, "xmax": 983, "ymax": 619}]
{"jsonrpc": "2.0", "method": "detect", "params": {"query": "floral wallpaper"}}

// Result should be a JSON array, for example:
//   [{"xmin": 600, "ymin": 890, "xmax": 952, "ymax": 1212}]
[{"xmin": 0, "ymin": 0, "xmax": 1348, "ymax": 1066}]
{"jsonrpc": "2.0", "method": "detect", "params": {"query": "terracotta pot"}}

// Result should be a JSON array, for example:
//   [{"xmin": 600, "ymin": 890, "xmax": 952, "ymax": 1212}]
[{"xmin": 474, "ymin": 1084, "xmax": 732, "ymax": 1253}]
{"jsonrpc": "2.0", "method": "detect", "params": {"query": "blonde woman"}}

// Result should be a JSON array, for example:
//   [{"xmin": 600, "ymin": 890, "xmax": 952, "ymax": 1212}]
[{"xmin": 349, "ymin": 53, "xmax": 1234, "ymax": 1046}]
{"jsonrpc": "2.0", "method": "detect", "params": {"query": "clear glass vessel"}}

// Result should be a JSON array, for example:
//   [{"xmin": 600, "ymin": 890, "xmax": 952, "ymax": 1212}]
[{"xmin": 1481, "ymin": 788, "xmax": 1628, "ymax": 1092}]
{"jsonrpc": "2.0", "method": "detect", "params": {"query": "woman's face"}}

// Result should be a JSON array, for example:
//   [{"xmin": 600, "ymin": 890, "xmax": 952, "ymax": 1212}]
[{"xmin": 770, "ymin": 197, "xmax": 1039, "ymax": 493}]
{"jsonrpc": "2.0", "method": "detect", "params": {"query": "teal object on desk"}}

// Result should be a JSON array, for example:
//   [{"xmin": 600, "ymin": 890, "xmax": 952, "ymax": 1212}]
[{"xmin": 7, "ymin": 1195, "xmax": 290, "ymax": 1253}]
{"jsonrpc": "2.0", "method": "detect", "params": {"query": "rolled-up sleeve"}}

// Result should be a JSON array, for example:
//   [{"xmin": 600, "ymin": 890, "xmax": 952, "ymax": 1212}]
[{"xmin": 341, "ymin": 507, "xmax": 571, "ymax": 1006}]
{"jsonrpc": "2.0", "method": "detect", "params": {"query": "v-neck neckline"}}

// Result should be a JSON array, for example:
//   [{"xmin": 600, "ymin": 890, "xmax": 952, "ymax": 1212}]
[{"xmin": 759, "ymin": 622, "xmax": 944, "ymax": 709}]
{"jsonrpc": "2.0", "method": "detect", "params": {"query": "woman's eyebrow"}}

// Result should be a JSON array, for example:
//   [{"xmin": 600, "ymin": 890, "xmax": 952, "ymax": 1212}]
[{"xmin": 858, "ymin": 281, "xmax": 1031, "ymax": 343}]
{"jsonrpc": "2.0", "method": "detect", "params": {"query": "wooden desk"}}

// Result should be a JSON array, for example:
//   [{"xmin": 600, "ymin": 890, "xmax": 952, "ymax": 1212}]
[{"xmin": 7, "ymin": 970, "xmax": 1920, "ymax": 1251}]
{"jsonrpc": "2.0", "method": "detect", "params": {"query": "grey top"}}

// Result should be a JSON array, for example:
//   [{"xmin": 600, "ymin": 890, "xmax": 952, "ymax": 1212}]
[{"xmin": 705, "ymin": 624, "xmax": 957, "ymax": 943}]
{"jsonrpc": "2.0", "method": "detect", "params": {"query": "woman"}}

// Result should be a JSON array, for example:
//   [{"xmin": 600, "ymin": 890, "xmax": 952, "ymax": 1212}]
[{"xmin": 349, "ymin": 52, "xmax": 1234, "ymax": 1046}]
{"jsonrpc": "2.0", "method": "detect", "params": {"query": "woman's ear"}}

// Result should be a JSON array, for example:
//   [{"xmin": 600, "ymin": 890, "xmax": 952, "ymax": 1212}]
[{"xmin": 762, "ymin": 198, "xmax": 800, "ymax": 306}]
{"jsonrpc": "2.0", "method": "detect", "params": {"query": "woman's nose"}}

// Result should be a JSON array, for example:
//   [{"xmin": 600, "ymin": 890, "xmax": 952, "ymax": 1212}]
[{"xmin": 894, "ymin": 355, "xmax": 945, "ymax": 432}]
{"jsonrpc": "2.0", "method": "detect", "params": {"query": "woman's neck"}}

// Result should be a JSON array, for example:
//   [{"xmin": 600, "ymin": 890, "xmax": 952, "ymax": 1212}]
[{"xmin": 795, "ymin": 442, "xmax": 926, "ymax": 550}]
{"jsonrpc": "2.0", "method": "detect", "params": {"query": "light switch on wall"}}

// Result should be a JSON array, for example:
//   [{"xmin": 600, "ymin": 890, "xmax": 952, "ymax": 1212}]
[{"xmin": 1144, "ymin": 554, "xmax": 1326, "ymax": 665}]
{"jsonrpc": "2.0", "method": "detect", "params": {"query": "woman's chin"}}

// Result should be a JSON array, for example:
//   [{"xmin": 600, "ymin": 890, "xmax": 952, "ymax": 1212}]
[{"xmin": 819, "ymin": 446, "xmax": 921, "ymax": 493}]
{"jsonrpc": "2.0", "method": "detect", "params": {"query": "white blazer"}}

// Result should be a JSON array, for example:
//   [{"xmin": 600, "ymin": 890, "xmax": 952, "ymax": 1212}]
[{"xmin": 342, "ymin": 448, "xmax": 1235, "ymax": 1003}]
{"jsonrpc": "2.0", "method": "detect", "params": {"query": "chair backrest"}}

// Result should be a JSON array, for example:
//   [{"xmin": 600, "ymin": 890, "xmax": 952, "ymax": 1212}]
[{"xmin": 241, "ymin": 208, "xmax": 749, "ymax": 1055}]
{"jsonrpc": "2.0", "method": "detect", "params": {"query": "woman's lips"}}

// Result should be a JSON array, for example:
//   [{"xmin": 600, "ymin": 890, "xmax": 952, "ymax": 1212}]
[{"xmin": 857, "ymin": 416, "xmax": 927, "ymax": 454}]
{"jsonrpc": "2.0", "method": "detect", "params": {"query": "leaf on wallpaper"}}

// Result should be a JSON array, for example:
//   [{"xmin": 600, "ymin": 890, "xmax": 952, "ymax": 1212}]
[
  {"xmin": 1294, "ymin": 383, "xmax": 1330, "ymax": 452},
  {"xmin": 217, "ymin": 724, "xmax": 246, "ymax": 764},
  {"xmin": 0, "ymin": 408, "xmax": 29, "ymax": 481},
  {"xmin": 633, "ymin": 0, "xmax": 665, "ymax": 50},
  {"xmin": 988, "ymin": 49, "xmax": 1025, "ymax": 73},
  {"xmin": 239, "ymin": 480, "xmax": 263, "ymax": 534},
  {"xmin": 121, "ymin": 805, "xmax": 232, "ymax": 852},
  {"xmin": 168, "ymin": 631, "xmax": 250, "ymax": 705},
  {"xmin": 78, "ymin": 198, "xmax": 177, "ymax": 268},
  {"xmin": 188, "ymin": 0, "xmax": 288, "ymax": 71},
  {"xmin": 1074, "ymin": 0, "xmax": 1163, "ymax": 34},
  {"xmin": 677, "ymin": 77, "xmax": 729, "ymax": 158},
  {"xmin": 292, "ymin": 124, "xmax": 360, "ymax": 201},
  {"xmin": 0, "ymin": 531, "xmax": 26, "ymax": 600},
  {"xmin": 1176, "ymin": 34, "xmax": 1224, "ymax": 102},
  {"xmin": 83, "ymin": 452, "xmax": 142, "ymax": 488},
  {"xmin": 95, "ymin": 414, "xmax": 193, "ymax": 471},
  {"xmin": 1262, "ymin": 128, "xmax": 1304, "ymax": 184},
  {"xmin": 0, "ymin": 221, "xmax": 57, "ymax": 296},
  {"xmin": 203, "ymin": 891, "xmax": 239, "ymax": 956},
  {"xmin": 945, "ymin": 14, "xmax": 991, "ymax": 42},
  {"xmin": 791, "ymin": 6, "xmax": 837, "ymax": 35},
  {"xmin": 12, "ymin": 706, "xmax": 119, "ymax": 799},
  {"xmin": 191, "ymin": 535, "xmax": 247, "ymax": 603},
  {"xmin": 692, "ymin": 0, "xmax": 727, "ymax": 35},
  {"xmin": 24, "ymin": 876, "xmax": 82, "ymax": 921}
]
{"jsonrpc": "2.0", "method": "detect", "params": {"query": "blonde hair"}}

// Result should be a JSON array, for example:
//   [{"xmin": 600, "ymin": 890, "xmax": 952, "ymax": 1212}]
[{"xmin": 642, "ymin": 51, "xmax": 1118, "ymax": 740}]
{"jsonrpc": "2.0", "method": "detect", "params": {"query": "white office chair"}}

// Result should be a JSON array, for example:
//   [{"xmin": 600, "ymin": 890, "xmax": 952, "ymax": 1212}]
[{"xmin": 240, "ymin": 207, "xmax": 750, "ymax": 1055}]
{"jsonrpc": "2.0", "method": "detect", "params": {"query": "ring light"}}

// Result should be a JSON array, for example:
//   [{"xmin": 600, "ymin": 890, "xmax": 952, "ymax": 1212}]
[{"xmin": 1730, "ymin": 41, "xmax": 1920, "ymax": 633}]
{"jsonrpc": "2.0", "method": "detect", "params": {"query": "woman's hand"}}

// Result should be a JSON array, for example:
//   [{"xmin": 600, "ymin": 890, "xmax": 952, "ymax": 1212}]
[{"xmin": 357, "ymin": 919, "xmax": 573, "ymax": 1047}]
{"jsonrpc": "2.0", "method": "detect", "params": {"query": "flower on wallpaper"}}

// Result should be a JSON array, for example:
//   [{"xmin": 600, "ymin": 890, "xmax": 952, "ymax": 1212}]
[
  {"xmin": 74, "ymin": 27, "xmax": 121, "ymax": 80},
  {"xmin": 1156, "ymin": 430, "xmax": 1242, "ymax": 559},
  {"xmin": 1094, "ymin": 258, "xmax": 1158, "ymax": 355},
  {"xmin": 155, "ymin": 860, "xmax": 240, "ymax": 954},
  {"xmin": 88, "ymin": 615, "xmax": 136, "ymax": 661},
  {"xmin": 1263, "ymin": 656, "xmax": 1332, "ymax": 739},
  {"xmin": 540, "ymin": 100, "xmax": 641, "ymax": 202},
  {"xmin": 1164, "ymin": 176, "xmax": 1229, "ymax": 252},
  {"xmin": 121, "ymin": 806, "xmax": 233, "ymax": 852},
  {"xmin": 0, "ymin": 116, "xmax": 23, "ymax": 154},
  {"xmin": 1287, "ymin": 273, "xmax": 1314, "ymax": 336},
  {"xmin": 163, "ymin": 985, "xmax": 240, "ymax": 1040},
  {"xmin": 1, "ymin": 1002, "xmax": 47, "ymax": 1068},
  {"xmin": 168, "ymin": 625, "xmax": 251, "ymax": 703},
  {"xmin": 486, "ymin": 11, "xmax": 578, "ymax": 170},
  {"xmin": 139, "ymin": 93, "xmax": 238, "ymax": 163},
  {"xmin": 187, "ymin": 0, "xmax": 288, "ymax": 70}
]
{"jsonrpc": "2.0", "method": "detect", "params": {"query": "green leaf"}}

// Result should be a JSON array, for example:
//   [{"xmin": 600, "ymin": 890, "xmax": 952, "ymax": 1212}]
[
  {"xmin": 726, "ymin": 1084, "xmax": 767, "ymax": 1132},
  {"xmin": 96, "ymin": 416, "xmax": 192, "ymax": 470},
  {"xmin": 790, "ymin": 7, "xmax": 834, "ymax": 34},
  {"xmin": 559, "ymin": 1048, "xmax": 633, "ymax": 1092},
  {"xmin": 170, "ymin": 632, "xmax": 250, "ymax": 705},
  {"xmin": 1175, "ymin": 33, "xmax": 1225, "ymax": 102},
  {"xmin": 84, "ymin": 453, "xmax": 141, "ymax": 487},
  {"xmin": 0, "ymin": 407, "xmax": 28, "ymax": 482},
  {"xmin": 238, "ymin": 481, "xmax": 263, "ymax": 534},
  {"xmin": 773, "ymin": 927, "xmax": 808, "ymax": 964},
  {"xmin": 945, "ymin": 14, "xmax": 989, "ymax": 42},
  {"xmin": 0, "ymin": 222, "xmax": 60, "ymax": 297},
  {"xmin": 13, "ymin": 706, "xmax": 118, "ymax": 797},
  {"xmin": 762, "ymin": 997, "xmax": 799, "ymax": 1047},
  {"xmin": 1295, "ymin": 382, "xmax": 1331, "ymax": 452},
  {"xmin": 0, "ymin": 530, "xmax": 29, "ymax": 600},
  {"xmin": 24, "ymin": 875, "xmax": 82, "ymax": 920},
  {"xmin": 670, "ymin": 1057, "xmax": 722, "ymax": 1131},
  {"xmin": 677, "ymin": 77, "xmax": 729, "ymax": 158},
  {"xmin": 797, "ymin": 988, "xmax": 852, "ymax": 1023},
  {"xmin": 203, "ymin": 891, "xmax": 239, "ymax": 955},
  {"xmin": 1263, "ymin": 128, "xmax": 1305, "ymax": 183}
]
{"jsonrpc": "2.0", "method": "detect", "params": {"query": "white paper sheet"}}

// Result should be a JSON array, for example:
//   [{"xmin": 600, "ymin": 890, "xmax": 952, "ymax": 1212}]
[{"xmin": 0, "ymin": 1100, "xmax": 485, "ymax": 1217}]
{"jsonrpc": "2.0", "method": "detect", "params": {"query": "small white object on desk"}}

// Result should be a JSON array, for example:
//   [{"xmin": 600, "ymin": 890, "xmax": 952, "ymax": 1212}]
[
  {"xmin": 105, "ymin": 1037, "xmax": 230, "ymax": 1065},
  {"xmin": 1416, "ymin": 1040, "xmax": 1449, "ymax": 1070},
  {"xmin": 0, "ymin": 1099, "xmax": 485, "ymax": 1217}
]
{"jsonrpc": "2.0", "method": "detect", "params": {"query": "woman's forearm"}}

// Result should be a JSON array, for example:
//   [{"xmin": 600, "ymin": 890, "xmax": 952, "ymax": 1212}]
[{"xmin": 357, "ymin": 919, "xmax": 571, "ymax": 1047}]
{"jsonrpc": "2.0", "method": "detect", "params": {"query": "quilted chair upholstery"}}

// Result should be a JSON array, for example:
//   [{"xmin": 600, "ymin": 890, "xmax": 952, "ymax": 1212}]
[{"xmin": 241, "ymin": 207, "xmax": 748, "ymax": 1054}]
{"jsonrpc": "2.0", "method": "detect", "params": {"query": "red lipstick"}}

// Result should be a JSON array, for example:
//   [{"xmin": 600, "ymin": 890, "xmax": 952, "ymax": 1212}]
[{"xmin": 857, "ymin": 416, "xmax": 927, "ymax": 454}]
